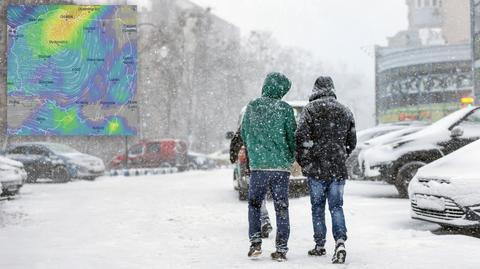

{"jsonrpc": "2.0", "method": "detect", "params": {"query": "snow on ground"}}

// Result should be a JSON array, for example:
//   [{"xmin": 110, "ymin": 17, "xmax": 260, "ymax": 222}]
[{"xmin": 0, "ymin": 169, "xmax": 479, "ymax": 269}]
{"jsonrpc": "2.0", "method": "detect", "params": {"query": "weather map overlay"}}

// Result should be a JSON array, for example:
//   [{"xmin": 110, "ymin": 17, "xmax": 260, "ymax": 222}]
[{"xmin": 7, "ymin": 5, "xmax": 138, "ymax": 136}]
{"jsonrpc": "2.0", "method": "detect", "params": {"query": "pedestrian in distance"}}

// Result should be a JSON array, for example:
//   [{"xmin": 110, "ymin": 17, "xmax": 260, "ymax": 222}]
[
  {"xmin": 241, "ymin": 72, "xmax": 297, "ymax": 262},
  {"xmin": 295, "ymin": 76, "xmax": 357, "ymax": 264}
]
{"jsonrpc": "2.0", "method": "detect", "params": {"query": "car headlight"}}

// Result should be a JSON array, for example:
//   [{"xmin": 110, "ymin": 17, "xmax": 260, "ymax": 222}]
[
  {"xmin": 417, "ymin": 177, "xmax": 451, "ymax": 185},
  {"xmin": 470, "ymin": 204, "xmax": 480, "ymax": 215}
]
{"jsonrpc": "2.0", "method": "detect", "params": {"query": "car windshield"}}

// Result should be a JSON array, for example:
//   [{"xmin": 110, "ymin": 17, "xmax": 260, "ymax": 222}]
[{"xmin": 45, "ymin": 144, "xmax": 80, "ymax": 154}]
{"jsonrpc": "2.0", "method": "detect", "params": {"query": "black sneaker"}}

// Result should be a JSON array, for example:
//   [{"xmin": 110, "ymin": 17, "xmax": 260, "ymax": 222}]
[
  {"xmin": 261, "ymin": 223, "xmax": 273, "ymax": 238},
  {"xmin": 308, "ymin": 245, "xmax": 326, "ymax": 256},
  {"xmin": 247, "ymin": 242, "xmax": 262, "ymax": 258},
  {"xmin": 271, "ymin": 251, "xmax": 287, "ymax": 262},
  {"xmin": 332, "ymin": 242, "xmax": 346, "ymax": 264}
]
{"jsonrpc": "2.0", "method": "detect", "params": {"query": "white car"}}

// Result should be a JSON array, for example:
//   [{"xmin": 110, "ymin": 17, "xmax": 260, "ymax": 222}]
[
  {"xmin": 408, "ymin": 139, "xmax": 480, "ymax": 228},
  {"xmin": 7, "ymin": 143, "xmax": 105, "ymax": 182},
  {"xmin": 208, "ymin": 149, "xmax": 230, "ymax": 167},
  {"xmin": 356, "ymin": 125, "xmax": 426, "ymax": 178},
  {"xmin": 359, "ymin": 107, "xmax": 480, "ymax": 197},
  {"xmin": 0, "ymin": 155, "xmax": 27, "ymax": 196},
  {"xmin": 346, "ymin": 123, "xmax": 425, "ymax": 179}
]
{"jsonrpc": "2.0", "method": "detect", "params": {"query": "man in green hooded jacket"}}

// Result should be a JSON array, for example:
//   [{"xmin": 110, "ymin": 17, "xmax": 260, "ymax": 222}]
[{"xmin": 241, "ymin": 72, "xmax": 296, "ymax": 262}]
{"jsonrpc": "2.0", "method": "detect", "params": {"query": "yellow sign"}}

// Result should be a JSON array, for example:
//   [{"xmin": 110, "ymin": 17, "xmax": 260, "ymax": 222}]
[{"xmin": 461, "ymin": 97, "xmax": 474, "ymax": 104}]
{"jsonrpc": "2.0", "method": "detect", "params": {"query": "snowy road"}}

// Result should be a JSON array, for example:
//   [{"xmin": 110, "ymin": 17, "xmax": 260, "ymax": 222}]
[{"xmin": 0, "ymin": 169, "xmax": 479, "ymax": 269}]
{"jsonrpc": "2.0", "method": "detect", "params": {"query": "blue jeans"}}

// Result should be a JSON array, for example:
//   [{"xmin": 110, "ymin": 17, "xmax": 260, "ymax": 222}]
[
  {"xmin": 248, "ymin": 170, "xmax": 290, "ymax": 253},
  {"xmin": 308, "ymin": 178, "xmax": 347, "ymax": 247}
]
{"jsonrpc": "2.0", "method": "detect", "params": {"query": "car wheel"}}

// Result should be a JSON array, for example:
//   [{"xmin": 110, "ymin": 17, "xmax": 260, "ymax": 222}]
[
  {"xmin": 239, "ymin": 189, "xmax": 248, "ymax": 201},
  {"xmin": 26, "ymin": 172, "xmax": 38, "ymax": 183},
  {"xmin": 233, "ymin": 171, "xmax": 239, "ymax": 191},
  {"xmin": 177, "ymin": 165, "xmax": 187, "ymax": 172},
  {"xmin": 395, "ymin": 161, "xmax": 426, "ymax": 198},
  {"xmin": 52, "ymin": 166, "xmax": 71, "ymax": 183}
]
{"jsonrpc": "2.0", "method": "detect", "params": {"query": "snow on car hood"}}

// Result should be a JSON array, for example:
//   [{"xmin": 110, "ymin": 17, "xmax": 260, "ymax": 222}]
[
  {"xmin": 410, "ymin": 139, "xmax": 480, "ymax": 207},
  {"xmin": 0, "ymin": 155, "xmax": 24, "ymax": 168}
]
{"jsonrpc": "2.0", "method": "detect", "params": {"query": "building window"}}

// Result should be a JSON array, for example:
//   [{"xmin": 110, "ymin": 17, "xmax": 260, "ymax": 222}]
[
  {"xmin": 424, "ymin": 0, "xmax": 430, "ymax": 7},
  {"xmin": 417, "ymin": 0, "xmax": 422, "ymax": 8},
  {"xmin": 432, "ymin": 0, "xmax": 437, "ymax": 6}
]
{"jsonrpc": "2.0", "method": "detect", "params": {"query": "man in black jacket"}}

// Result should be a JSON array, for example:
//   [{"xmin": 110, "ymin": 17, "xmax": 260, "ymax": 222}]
[{"xmin": 295, "ymin": 76, "xmax": 356, "ymax": 264}]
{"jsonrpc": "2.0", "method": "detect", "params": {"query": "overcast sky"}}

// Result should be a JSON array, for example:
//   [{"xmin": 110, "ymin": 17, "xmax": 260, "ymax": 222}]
[{"xmin": 189, "ymin": 0, "xmax": 408, "ymax": 76}]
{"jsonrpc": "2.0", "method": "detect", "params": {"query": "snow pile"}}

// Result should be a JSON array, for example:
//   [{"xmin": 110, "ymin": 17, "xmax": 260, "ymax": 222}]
[{"xmin": 0, "ymin": 170, "xmax": 479, "ymax": 268}]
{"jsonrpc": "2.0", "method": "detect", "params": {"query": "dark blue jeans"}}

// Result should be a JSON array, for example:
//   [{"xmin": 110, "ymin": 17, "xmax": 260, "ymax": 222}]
[
  {"xmin": 308, "ymin": 178, "xmax": 347, "ymax": 247},
  {"xmin": 248, "ymin": 170, "xmax": 290, "ymax": 253}
]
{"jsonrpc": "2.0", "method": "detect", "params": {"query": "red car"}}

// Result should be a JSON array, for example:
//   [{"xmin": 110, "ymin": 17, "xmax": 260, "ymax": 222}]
[{"xmin": 109, "ymin": 139, "xmax": 188, "ymax": 171}]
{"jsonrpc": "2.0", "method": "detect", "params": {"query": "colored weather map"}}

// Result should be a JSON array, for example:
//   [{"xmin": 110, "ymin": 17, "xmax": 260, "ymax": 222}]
[{"xmin": 7, "ymin": 5, "xmax": 138, "ymax": 136}]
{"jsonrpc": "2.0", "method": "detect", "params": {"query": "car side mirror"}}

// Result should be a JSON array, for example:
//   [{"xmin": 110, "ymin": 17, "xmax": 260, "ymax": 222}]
[
  {"xmin": 225, "ymin": 131, "xmax": 235, "ymax": 140},
  {"xmin": 451, "ymin": 126, "xmax": 464, "ymax": 138}
]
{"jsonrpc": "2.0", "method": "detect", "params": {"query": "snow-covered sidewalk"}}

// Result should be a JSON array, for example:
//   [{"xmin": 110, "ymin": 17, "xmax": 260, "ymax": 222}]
[{"xmin": 0, "ymin": 169, "xmax": 478, "ymax": 269}]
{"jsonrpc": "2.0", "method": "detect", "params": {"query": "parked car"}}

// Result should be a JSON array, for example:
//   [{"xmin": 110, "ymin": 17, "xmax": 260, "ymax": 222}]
[
  {"xmin": 228, "ymin": 101, "xmax": 308, "ymax": 200},
  {"xmin": 208, "ymin": 148, "xmax": 230, "ymax": 167},
  {"xmin": 408, "ymin": 139, "xmax": 480, "ymax": 229},
  {"xmin": 109, "ymin": 139, "xmax": 188, "ymax": 171},
  {"xmin": 6, "ymin": 142, "xmax": 105, "ymax": 183},
  {"xmin": 346, "ymin": 123, "xmax": 426, "ymax": 179},
  {"xmin": 354, "ymin": 125, "xmax": 427, "ymax": 179},
  {"xmin": 187, "ymin": 152, "xmax": 215, "ymax": 170},
  {"xmin": 0, "ymin": 156, "xmax": 27, "ymax": 196},
  {"xmin": 360, "ymin": 107, "xmax": 480, "ymax": 197}
]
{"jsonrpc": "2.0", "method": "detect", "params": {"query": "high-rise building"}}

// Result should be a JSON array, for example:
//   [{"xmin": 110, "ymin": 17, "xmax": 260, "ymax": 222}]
[
  {"xmin": 471, "ymin": 0, "xmax": 480, "ymax": 104},
  {"xmin": 389, "ymin": 0, "xmax": 470, "ymax": 47}
]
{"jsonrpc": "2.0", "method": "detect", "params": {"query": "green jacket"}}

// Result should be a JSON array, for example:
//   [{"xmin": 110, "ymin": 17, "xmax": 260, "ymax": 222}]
[{"xmin": 241, "ymin": 73, "xmax": 297, "ymax": 171}]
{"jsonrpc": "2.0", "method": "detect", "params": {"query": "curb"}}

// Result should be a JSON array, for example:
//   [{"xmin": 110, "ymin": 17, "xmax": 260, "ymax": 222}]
[{"xmin": 108, "ymin": 167, "xmax": 179, "ymax": 177}]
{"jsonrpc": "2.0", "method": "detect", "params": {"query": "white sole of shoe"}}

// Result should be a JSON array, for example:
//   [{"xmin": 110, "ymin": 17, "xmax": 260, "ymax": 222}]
[{"xmin": 249, "ymin": 250, "xmax": 262, "ymax": 259}]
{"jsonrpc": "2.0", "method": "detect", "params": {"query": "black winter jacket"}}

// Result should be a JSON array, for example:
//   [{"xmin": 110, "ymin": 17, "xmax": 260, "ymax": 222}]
[
  {"xmin": 229, "ymin": 129, "xmax": 251, "ymax": 174},
  {"xmin": 295, "ymin": 89, "xmax": 357, "ymax": 180}
]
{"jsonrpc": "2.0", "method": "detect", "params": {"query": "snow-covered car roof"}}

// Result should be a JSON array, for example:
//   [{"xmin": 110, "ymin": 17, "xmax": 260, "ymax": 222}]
[
  {"xmin": 361, "ymin": 126, "xmax": 427, "ymax": 148},
  {"xmin": 360, "ymin": 107, "xmax": 479, "ymax": 171},
  {"xmin": 408, "ymin": 107, "xmax": 476, "ymax": 138},
  {"xmin": 237, "ymin": 100, "xmax": 307, "ymax": 127},
  {"xmin": 11, "ymin": 142, "xmax": 66, "ymax": 147},
  {"xmin": 356, "ymin": 125, "xmax": 407, "ymax": 143},
  {"xmin": 410, "ymin": 139, "xmax": 480, "ymax": 207},
  {"xmin": 9, "ymin": 142, "xmax": 79, "ymax": 152}
]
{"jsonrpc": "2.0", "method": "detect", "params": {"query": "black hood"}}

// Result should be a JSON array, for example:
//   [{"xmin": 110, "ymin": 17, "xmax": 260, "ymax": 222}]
[{"xmin": 309, "ymin": 76, "xmax": 337, "ymax": 102}]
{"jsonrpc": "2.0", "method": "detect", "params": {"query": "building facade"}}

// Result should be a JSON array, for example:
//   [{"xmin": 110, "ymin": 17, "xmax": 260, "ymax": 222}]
[
  {"xmin": 376, "ymin": 0, "xmax": 472, "ymax": 123},
  {"xmin": 472, "ymin": 0, "xmax": 480, "ymax": 102}
]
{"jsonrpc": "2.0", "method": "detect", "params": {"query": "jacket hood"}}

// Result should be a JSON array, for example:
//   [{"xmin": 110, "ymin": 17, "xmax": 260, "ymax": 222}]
[
  {"xmin": 261, "ymin": 72, "xmax": 292, "ymax": 99},
  {"xmin": 309, "ymin": 89, "xmax": 337, "ymax": 102},
  {"xmin": 309, "ymin": 76, "xmax": 337, "ymax": 102}
]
